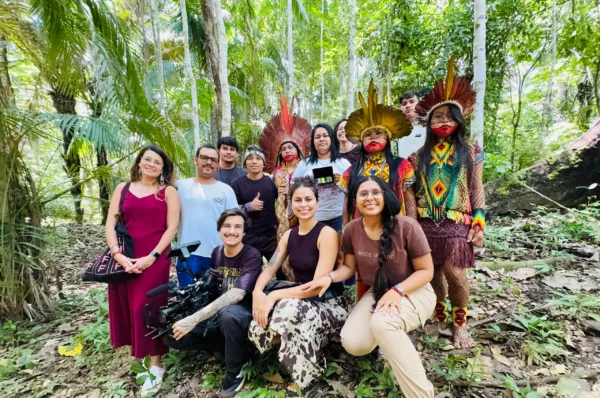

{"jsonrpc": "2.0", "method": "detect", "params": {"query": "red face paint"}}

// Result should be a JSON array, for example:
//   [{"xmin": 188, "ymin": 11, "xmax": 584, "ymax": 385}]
[
  {"xmin": 365, "ymin": 142, "xmax": 386, "ymax": 153},
  {"xmin": 432, "ymin": 125, "xmax": 457, "ymax": 138},
  {"xmin": 283, "ymin": 154, "xmax": 298, "ymax": 163}
]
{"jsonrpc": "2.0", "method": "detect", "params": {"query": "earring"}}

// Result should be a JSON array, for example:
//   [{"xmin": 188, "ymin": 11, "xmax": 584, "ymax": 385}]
[
  {"xmin": 138, "ymin": 167, "xmax": 142, "ymax": 176},
  {"xmin": 160, "ymin": 174, "xmax": 165, "ymax": 185}
]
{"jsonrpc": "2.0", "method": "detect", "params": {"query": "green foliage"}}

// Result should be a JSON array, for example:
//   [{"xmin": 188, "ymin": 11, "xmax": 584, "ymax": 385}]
[
  {"xmin": 512, "ymin": 312, "xmax": 568, "ymax": 364},
  {"xmin": 546, "ymin": 292, "xmax": 600, "ymax": 320},
  {"xmin": 353, "ymin": 357, "xmax": 400, "ymax": 398},
  {"xmin": 497, "ymin": 374, "xmax": 542, "ymax": 398},
  {"xmin": 430, "ymin": 351, "xmax": 485, "ymax": 385},
  {"xmin": 531, "ymin": 205, "xmax": 600, "ymax": 245}
]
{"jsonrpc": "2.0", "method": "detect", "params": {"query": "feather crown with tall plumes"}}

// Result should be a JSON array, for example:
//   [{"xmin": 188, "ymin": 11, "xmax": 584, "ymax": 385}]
[
  {"xmin": 415, "ymin": 56, "xmax": 476, "ymax": 124},
  {"xmin": 345, "ymin": 79, "xmax": 412, "ymax": 142},
  {"xmin": 259, "ymin": 93, "xmax": 312, "ymax": 173}
]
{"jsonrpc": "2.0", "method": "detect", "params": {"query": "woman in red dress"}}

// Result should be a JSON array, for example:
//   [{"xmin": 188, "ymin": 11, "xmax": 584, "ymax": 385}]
[{"xmin": 105, "ymin": 145, "xmax": 180, "ymax": 396}]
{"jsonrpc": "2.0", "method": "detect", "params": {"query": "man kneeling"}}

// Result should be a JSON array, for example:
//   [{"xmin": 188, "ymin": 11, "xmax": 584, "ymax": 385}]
[{"xmin": 165, "ymin": 208, "xmax": 262, "ymax": 397}]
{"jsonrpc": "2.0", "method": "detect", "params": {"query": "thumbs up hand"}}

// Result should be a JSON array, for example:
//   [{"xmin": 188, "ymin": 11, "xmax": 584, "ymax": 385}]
[{"xmin": 250, "ymin": 192, "xmax": 264, "ymax": 211}]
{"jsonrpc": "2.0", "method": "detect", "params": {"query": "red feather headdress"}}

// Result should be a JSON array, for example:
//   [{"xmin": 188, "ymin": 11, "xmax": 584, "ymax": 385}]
[
  {"xmin": 259, "ymin": 94, "xmax": 312, "ymax": 173},
  {"xmin": 415, "ymin": 56, "xmax": 476, "ymax": 124}
]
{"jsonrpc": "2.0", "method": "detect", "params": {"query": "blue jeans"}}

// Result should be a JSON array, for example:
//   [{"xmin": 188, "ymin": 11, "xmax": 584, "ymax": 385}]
[
  {"xmin": 322, "ymin": 215, "xmax": 343, "ymax": 233},
  {"xmin": 176, "ymin": 255, "xmax": 212, "ymax": 287}
]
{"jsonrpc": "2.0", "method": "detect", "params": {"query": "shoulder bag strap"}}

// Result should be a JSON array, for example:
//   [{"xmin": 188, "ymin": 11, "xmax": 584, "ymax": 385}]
[{"xmin": 118, "ymin": 182, "xmax": 131, "ymax": 217}]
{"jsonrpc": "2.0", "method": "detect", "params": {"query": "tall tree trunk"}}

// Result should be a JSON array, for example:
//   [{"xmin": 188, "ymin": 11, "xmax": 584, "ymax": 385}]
[
  {"xmin": 88, "ymin": 88, "xmax": 109, "ymax": 223},
  {"xmin": 0, "ymin": 36, "xmax": 14, "ymax": 109},
  {"xmin": 180, "ymin": 0, "xmax": 201, "ymax": 148},
  {"xmin": 471, "ymin": 0, "xmax": 487, "ymax": 148},
  {"xmin": 200, "ymin": 0, "xmax": 223, "ymax": 142},
  {"xmin": 386, "ymin": 51, "xmax": 392, "ymax": 106},
  {"xmin": 96, "ymin": 147, "xmax": 109, "ymax": 223},
  {"xmin": 138, "ymin": 0, "xmax": 152, "ymax": 102},
  {"xmin": 214, "ymin": 0, "xmax": 231, "ymax": 136},
  {"xmin": 150, "ymin": 0, "xmax": 169, "ymax": 121},
  {"xmin": 346, "ymin": 0, "xmax": 357, "ymax": 115},
  {"xmin": 594, "ymin": 60, "xmax": 600, "ymax": 116},
  {"xmin": 0, "ymin": 35, "xmax": 14, "ymax": 222},
  {"xmin": 50, "ymin": 90, "xmax": 84, "ymax": 223},
  {"xmin": 320, "ymin": 0, "xmax": 324, "ymax": 119},
  {"xmin": 287, "ymin": 0, "xmax": 294, "ymax": 96},
  {"xmin": 541, "ymin": 0, "xmax": 557, "ymax": 137}
]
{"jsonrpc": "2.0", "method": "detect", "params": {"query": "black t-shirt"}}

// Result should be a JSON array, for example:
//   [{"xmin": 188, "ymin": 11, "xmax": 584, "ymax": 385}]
[
  {"xmin": 210, "ymin": 244, "xmax": 262, "ymax": 295},
  {"xmin": 231, "ymin": 175, "xmax": 278, "ymax": 235},
  {"xmin": 339, "ymin": 145, "xmax": 362, "ymax": 166},
  {"xmin": 215, "ymin": 166, "xmax": 248, "ymax": 187}
]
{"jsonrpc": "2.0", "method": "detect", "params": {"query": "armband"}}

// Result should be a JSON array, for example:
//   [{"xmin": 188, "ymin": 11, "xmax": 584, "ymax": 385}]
[
  {"xmin": 392, "ymin": 284, "xmax": 404, "ymax": 297},
  {"xmin": 471, "ymin": 208, "xmax": 486, "ymax": 231}
]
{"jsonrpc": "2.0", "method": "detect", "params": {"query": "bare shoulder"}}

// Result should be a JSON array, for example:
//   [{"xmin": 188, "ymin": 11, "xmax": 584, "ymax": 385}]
[
  {"xmin": 164, "ymin": 185, "xmax": 178, "ymax": 195},
  {"xmin": 113, "ymin": 182, "xmax": 128, "ymax": 196},
  {"xmin": 318, "ymin": 225, "xmax": 338, "ymax": 243},
  {"xmin": 280, "ymin": 229, "xmax": 292, "ymax": 244}
]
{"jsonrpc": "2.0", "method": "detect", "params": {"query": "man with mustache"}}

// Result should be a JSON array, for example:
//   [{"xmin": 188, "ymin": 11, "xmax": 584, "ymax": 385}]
[
  {"xmin": 231, "ymin": 145, "xmax": 278, "ymax": 261},
  {"xmin": 397, "ymin": 90, "xmax": 427, "ymax": 159},
  {"xmin": 167, "ymin": 208, "xmax": 262, "ymax": 397},
  {"xmin": 176, "ymin": 144, "xmax": 239, "ymax": 287}
]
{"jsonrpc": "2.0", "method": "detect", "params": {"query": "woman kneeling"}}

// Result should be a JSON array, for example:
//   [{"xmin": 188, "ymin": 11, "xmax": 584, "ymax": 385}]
[
  {"xmin": 249, "ymin": 176, "xmax": 348, "ymax": 391},
  {"xmin": 304, "ymin": 176, "xmax": 436, "ymax": 398}
]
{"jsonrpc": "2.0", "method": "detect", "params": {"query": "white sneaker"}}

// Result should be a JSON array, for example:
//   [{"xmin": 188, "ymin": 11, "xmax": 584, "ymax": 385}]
[{"xmin": 139, "ymin": 365, "xmax": 165, "ymax": 397}]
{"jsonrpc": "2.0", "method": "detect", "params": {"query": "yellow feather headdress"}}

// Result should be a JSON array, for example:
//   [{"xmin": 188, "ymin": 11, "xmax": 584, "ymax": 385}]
[
  {"xmin": 415, "ymin": 56, "xmax": 476, "ymax": 124},
  {"xmin": 345, "ymin": 80, "xmax": 412, "ymax": 142}
]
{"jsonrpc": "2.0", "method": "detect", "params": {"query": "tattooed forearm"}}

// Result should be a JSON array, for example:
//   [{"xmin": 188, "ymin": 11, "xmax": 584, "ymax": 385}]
[{"xmin": 189, "ymin": 288, "xmax": 246, "ymax": 324}]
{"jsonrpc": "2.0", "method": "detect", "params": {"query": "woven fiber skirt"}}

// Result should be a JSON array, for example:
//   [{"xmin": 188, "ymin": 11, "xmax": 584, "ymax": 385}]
[{"xmin": 419, "ymin": 219, "xmax": 475, "ymax": 269}]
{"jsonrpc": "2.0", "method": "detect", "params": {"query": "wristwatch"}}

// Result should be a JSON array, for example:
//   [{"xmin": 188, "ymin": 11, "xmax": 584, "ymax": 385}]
[{"xmin": 151, "ymin": 250, "xmax": 160, "ymax": 259}]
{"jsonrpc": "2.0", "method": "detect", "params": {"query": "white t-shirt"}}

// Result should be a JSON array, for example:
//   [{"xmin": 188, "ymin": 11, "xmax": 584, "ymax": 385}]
[
  {"xmin": 397, "ymin": 124, "xmax": 426, "ymax": 158},
  {"xmin": 293, "ymin": 157, "xmax": 351, "ymax": 221},
  {"xmin": 176, "ymin": 178, "xmax": 239, "ymax": 257}
]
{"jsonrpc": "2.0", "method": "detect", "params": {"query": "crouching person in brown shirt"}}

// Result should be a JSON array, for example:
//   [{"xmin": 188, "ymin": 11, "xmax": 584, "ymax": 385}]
[{"xmin": 302, "ymin": 175, "xmax": 436, "ymax": 398}]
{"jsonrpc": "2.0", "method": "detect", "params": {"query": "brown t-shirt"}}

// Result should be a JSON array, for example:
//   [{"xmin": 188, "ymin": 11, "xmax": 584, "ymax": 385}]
[{"xmin": 342, "ymin": 215, "xmax": 431, "ymax": 287}]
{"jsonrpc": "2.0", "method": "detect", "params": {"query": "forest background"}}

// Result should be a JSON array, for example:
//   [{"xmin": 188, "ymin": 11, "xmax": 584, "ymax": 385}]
[{"xmin": 1, "ymin": 0, "xmax": 600, "ymax": 396}]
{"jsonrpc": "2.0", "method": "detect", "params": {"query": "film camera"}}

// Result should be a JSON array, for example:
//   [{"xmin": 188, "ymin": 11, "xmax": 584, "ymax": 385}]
[{"xmin": 144, "ymin": 241, "xmax": 220, "ymax": 339}]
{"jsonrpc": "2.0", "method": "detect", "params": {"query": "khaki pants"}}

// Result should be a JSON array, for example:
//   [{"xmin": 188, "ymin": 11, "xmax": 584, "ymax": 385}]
[{"xmin": 340, "ymin": 284, "xmax": 436, "ymax": 398}]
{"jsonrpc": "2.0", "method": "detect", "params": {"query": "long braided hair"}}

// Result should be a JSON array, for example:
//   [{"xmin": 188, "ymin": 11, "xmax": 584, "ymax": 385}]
[{"xmin": 348, "ymin": 175, "xmax": 401, "ymax": 303}]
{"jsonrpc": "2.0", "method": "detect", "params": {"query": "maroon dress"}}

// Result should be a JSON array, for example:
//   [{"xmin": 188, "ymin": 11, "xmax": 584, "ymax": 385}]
[{"xmin": 108, "ymin": 187, "xmax": 170, "ymax": 358}]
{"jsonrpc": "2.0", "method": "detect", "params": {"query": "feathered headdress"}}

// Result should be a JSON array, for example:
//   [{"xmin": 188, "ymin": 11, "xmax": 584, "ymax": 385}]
[
  {"xmin": 415, "ymin": 56, "xmax": 476, "ymax": 124},
  {"xmin": 345, "ymin": 80, "xmax": 412, "ymax": 141},
  {"xmin": 259, "ymin": 93, "xmax": 312, "ymax": 173}
]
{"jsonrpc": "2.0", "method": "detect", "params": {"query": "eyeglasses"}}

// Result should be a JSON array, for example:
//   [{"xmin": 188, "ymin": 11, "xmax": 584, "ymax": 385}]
[
  {"xmin": 198, "ymin": 155, "xmax": 218, "ymax": 164},
  {"xmin": 142, "ymin": 156, "xmax": 163, "ymax": 167},
  {"xmin": 357, "ymin": 189, "xmax": 383, "ymax": 200}
]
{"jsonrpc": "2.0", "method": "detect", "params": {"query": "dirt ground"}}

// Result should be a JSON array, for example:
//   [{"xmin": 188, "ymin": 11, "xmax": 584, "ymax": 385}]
[{"xmin": 1, "ymin": 209, "xmax": 600, "ymax": 398}]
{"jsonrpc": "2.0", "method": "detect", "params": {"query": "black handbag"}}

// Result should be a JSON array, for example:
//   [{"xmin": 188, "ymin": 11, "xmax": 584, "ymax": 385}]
[{"xmin": 82, "ymin": 183, "xmax": 136, "ymax": 284}]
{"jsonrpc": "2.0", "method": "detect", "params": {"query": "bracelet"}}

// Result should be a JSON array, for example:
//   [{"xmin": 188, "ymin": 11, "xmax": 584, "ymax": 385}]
[
  {"xmin": 392, "ymin": 286, "xmax": 403, "ymax": 297},
  {"xmin": 326, "ymin": 273, "xmax": 334, "ymax": 283},
  {"xmin": 111, "ymin": 250, "xmax": 122, "ymax": 258},
  {"xmin": 110, "ymin": 244, "xmax": 120, "ymax": 254}
]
